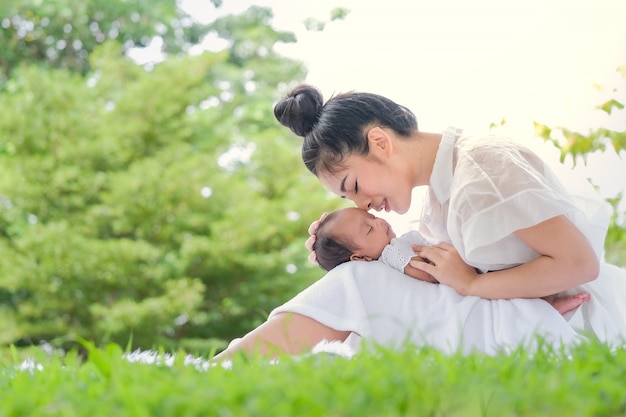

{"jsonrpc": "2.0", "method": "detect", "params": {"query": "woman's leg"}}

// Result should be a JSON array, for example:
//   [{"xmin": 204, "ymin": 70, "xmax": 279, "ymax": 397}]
[{"xmin": 211, "ymin": 312, "xmax": 352, "ymax": 361}]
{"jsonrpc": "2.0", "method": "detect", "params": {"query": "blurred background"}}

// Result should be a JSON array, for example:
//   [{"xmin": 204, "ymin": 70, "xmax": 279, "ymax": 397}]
[{"xmin": 0, "ymin": 0, "xmax": 624, "ymax": 356}]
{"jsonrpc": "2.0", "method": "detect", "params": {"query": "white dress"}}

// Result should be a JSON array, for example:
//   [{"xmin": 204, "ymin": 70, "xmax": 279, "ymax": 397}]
[
  {"xmin": 271, "ymin": 261, "xmax": 583, "ymax": 355},
  {"xmin": 268, "ymin": 127, "xmax": 626, "ymax": 354},
  {"xmin": 419, "ymin": 127, "xmax": 626, "ymax": 345}
]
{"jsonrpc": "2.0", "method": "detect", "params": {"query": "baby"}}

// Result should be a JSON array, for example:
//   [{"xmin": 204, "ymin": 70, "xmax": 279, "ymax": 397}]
[
  {"xmin": 313, "ymin": 207, "xmax": 435, "ymax": 277},
  {"xmin": 311, "ymin": 207, "xmax": 589, "ymax": 314}
]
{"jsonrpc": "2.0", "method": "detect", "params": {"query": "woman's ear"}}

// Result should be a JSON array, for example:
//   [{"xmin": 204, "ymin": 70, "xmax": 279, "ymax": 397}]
[
  {"xmin": 366, "ymin": 126, "xmax": 393, "ymax": 158},
  {"xmin": 350, "ymin": 254, "xmax": 374, "ymax": 262}
]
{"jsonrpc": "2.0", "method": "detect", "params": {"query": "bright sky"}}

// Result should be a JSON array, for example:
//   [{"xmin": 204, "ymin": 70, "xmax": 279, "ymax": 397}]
[{"xmin": 179, "ymin": 0, "xmax": 626, "ymax": 230}]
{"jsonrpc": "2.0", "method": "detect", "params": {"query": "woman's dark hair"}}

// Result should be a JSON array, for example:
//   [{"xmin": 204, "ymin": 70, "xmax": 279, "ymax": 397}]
[
  {"xmin": 273, "ymin": 84, "xmax": 418, "ymax": 175},
  {"xmin": 312, "ymin": 211, "xmax": 356, "ymax": 272}
]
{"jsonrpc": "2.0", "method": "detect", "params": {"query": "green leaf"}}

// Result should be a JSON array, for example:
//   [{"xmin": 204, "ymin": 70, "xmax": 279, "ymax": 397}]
[{"xmin": 597, "ymin": 98, "xmax": 625, "ymax": 115}]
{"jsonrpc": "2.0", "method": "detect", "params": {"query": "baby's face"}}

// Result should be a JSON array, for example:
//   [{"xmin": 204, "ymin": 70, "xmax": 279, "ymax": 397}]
[{"xmin": 333, "ymin": 207, "xmax": 396, "ymax": 260}]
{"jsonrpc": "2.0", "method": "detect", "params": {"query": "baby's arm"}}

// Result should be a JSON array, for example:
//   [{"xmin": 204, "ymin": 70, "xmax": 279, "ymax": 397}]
[
  {"xmin": 404, "ymin": 257, "xmax": 439, "ymax": 283},
  {"xmin": 380, "ymin": 232, "xmax": 439, "ymax": 283}
]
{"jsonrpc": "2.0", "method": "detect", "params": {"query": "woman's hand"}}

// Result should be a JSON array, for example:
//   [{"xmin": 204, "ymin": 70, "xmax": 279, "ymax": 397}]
[
  {"xmin": 426, "ymin": 216, "xmax": 599, "ymax": 300},
  {"xmin": 305, "ymin": 212, "xmax": 328, "ymax": 264},
  {"xmin": 410, "ymin": 243, "xmax": 479, "ymax": 295}
]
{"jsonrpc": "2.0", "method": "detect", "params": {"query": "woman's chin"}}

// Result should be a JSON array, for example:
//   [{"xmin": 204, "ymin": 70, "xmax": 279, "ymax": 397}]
[{"xmin": 394, "ymin": 205, "xmax": 409, "ymax": 215}]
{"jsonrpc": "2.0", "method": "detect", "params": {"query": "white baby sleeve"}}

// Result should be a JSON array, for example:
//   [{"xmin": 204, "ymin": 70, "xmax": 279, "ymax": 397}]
[{"xmin": 380, "ymin": 231, "xmax": 432, "ymax": 272}]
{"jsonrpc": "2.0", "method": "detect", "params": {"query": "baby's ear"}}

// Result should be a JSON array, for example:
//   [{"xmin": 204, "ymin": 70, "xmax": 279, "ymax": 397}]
[{"xmin": 350, "ymin": 254, "xmax": 374, "ymax": 262}]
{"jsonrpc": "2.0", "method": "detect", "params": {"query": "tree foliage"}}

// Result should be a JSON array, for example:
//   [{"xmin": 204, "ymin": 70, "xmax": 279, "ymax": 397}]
[
  {"xmin": 0, "ymin": 0, "xmax": 208, "ymax": 81},
  {"xmin": 0, "ymin": 2, "xmax": 344, "ymax": 353}
]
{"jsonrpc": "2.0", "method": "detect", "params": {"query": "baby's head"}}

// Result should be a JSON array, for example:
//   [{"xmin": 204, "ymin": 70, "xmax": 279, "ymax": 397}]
[{"xmin": 313, "ymin": 207, "xmax": 396, "ymax": 271}]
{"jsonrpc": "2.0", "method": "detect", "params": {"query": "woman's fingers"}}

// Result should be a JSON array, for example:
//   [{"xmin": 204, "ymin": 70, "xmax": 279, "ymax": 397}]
[
  {"xmin": 413, "ymin": 242, "xmax": 454, "ymax": 252},
  {"xmin": 305, "ymin": 234, "xmax": 316, "ymax": 251},
  {"xmin": 412, "ymin": 244, "xmax": 450, "ymax": 265},
  {"xmin": 409, "ymin": 242, "xmax": 479, "ymax": 294},
  {"xmin": 308, "ymin": 219, "xmax": 321, "ymax": 235},
  {"xmin": 307, "ymin": 212, "xmax": 329, "ymax": 235},
  {"xmin": 404, "ymin": 261, "xmax": 439, "ymax": 283},
  {"xmin": 409, "ymin": 258, "xmax": 437, "ymax": 276},
  {"xmin": 305, "ymin": 212, "xmax": 328, "ymax": 263}
]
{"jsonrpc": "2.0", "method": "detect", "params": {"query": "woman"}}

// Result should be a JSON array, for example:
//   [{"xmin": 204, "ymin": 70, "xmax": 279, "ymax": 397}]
[{"xmin": 212, "ymin": 84, "xmax": 626, "ymax": 360}]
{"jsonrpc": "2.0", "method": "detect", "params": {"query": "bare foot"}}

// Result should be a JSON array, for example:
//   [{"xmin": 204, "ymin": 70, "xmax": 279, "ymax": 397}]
[{"xmin": 543, "ymin": 293, "xmax": 590, "ymax": 315}]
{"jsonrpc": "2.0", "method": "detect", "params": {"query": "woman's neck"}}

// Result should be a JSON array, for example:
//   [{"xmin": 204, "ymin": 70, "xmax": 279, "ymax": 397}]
[{"xmin": 406, "ymin": 131, "xmax": 442, "ymax": 187}]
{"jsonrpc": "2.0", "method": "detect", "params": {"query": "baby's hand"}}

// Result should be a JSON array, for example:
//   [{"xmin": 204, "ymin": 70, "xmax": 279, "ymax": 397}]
[{"xmin": 404, "ymin": 255, "xmax": 439, "ymax": 283}]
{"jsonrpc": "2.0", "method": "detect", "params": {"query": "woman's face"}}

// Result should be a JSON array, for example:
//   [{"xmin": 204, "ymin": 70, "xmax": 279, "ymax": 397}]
[{"xmin": 318, "ymin": 153, "xmax": 414, "ymax": 215}]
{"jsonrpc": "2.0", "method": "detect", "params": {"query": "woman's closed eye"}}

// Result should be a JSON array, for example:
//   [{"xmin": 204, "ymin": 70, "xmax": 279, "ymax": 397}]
[{"xmin": 354, "ymin": 181, "xmax": 359, "ymax": 194}]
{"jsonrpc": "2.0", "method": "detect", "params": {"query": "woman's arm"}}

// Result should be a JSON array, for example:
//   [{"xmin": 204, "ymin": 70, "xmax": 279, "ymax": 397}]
[
  {"xmin": 211, "ymin": 312, "xmax": 351, "ymax": 361},
  {"xmin": 411, "ymin": 215, "xmax": 599, "ymax": 299}
]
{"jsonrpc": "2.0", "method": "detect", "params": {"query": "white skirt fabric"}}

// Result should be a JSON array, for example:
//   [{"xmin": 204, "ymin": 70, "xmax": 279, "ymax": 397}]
[
  {"xmin": 269, "ymin": 261, "xmax": 601, "ymax": 355},
  {"xmin": 564, "ymin": 262, "xmax": 626, "ymax": 347}
]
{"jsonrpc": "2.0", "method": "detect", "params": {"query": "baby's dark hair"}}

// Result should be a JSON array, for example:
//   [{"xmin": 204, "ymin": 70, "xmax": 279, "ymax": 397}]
[
  {"xmin": 312, "ymin": 211, "xmax": 357, "ymax": 272},
  {"xmin": 274, "ymin": 84, "xmax": 417, "ymax": 176}
]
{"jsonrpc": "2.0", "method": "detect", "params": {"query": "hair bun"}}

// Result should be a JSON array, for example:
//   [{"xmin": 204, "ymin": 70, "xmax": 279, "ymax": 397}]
[{"xmin": 274, "ymin": 84, "xmax": 324, "ymax": 137}]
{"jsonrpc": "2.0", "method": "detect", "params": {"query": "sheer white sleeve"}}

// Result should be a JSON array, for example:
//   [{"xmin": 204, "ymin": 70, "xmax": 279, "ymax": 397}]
[{"xmin": 447, "ymin": 137, "xmax": 611, "ymax": 271}]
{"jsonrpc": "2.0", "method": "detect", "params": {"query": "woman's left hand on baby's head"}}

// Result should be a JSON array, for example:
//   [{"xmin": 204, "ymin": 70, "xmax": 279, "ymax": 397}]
[{"xmin": 305, "ymin": 212, "xmax": 330, "ymax": 264}]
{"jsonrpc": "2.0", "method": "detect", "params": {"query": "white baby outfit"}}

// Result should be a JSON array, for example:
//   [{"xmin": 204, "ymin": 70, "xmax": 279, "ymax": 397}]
[{"xmin": 379, "ymin": 230, "xmax": 433, "ymax": 272}]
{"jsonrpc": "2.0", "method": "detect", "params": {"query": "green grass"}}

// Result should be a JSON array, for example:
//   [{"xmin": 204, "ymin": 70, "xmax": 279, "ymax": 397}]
[{"xmin": 1, "ymin": 339, "xmax": 625, "ymax": 417}]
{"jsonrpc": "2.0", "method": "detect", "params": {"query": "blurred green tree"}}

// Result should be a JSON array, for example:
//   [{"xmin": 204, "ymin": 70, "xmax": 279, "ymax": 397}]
[
  {"xmin": 0, "ymin": 2, "xmax": 345, "ymax": 354},
  {"xmin": 0, "ymin": 0, "xmax": 208, "ymax": 82}
]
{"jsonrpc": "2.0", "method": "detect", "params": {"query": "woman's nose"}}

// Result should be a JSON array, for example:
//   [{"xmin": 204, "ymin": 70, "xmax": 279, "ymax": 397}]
[{"xmin": 355, "ymin": 197, "xmax": 371, "ymax": 211}]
